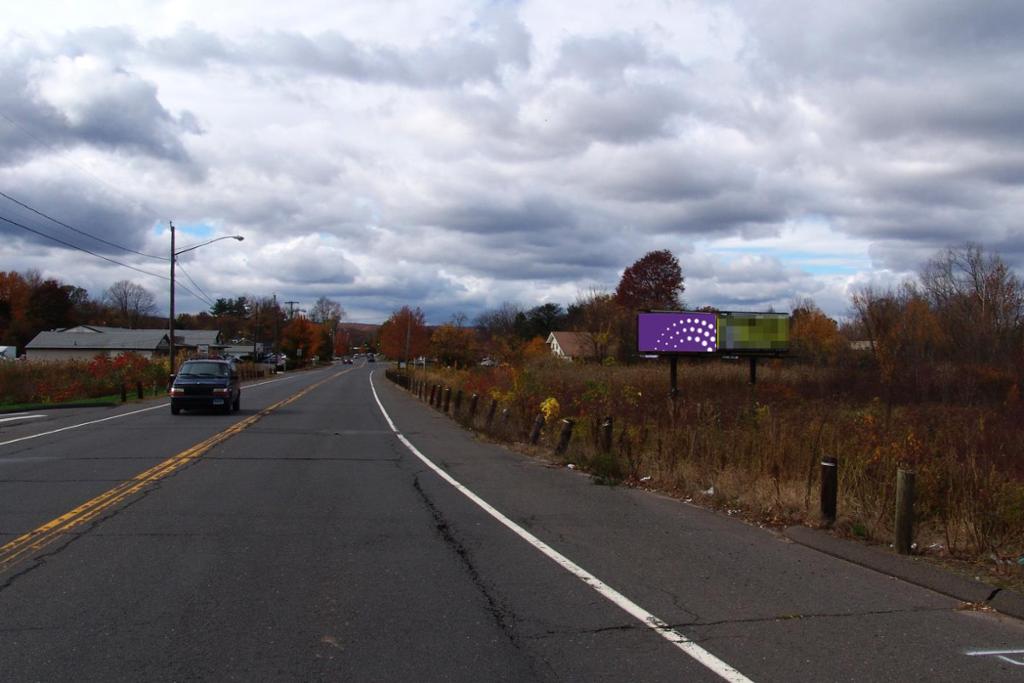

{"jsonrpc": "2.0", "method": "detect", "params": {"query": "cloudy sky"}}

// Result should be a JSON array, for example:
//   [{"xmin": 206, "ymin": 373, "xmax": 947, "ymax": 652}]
[{"xmin": 1, "ymin": 1, "xmax": 1022, "ymax": 324}]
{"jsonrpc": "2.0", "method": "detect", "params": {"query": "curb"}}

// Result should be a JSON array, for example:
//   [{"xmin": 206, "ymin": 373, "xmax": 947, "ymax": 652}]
[{"xmin": 784, "ymin": 525, "xmax": 1024, "ymax": 620}]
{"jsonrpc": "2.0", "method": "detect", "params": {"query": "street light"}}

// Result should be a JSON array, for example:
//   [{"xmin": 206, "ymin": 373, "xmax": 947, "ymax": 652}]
[{"xmin": 169, "ymin": 222, "xmax": 244, "ymax": 374}]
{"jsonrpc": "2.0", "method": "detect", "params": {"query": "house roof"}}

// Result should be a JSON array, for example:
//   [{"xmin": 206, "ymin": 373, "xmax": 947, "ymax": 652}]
[
  {"xmin": 546, "ymin": 331, "xmax": 597, "ymax": 359},
  {"xmin": 174, "ymin": 329, "xmax": 221, "ymax": 347},
  {"xmin": 27, "ymin": 328, "xmax": 169, "ymax": 351},
  {"xmin": 27, "ymin": 326, "xmax": 221, "ymax": 351}
]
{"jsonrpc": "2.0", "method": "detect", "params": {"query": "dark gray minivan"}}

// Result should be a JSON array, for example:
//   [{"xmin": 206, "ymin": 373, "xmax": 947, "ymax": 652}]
[{"xmin": 169, "ymin": 359, "xmax": 241, "ymax": 414}]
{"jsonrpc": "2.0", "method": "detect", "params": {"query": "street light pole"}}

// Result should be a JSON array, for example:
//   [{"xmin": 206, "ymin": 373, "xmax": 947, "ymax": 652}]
[
  {"xmin": 167, "ymin": 226, "xmax": 244, "ymax": 375},
  {"xmin": 169, "ymin": 221, "xmax": 176, "ymax": 375}
]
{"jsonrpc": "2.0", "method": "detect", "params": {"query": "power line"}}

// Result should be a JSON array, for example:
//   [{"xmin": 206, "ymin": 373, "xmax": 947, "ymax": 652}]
[
  {"xmin": 176, "ymin": 261, "xmax": 216, "ymax": 309},
  {"xmin": 0, "ymin": 212, "xmax": 206, "ymax": 302},
  {"xmin": 0, "ymin": 190, "xmax": 167, "ymax": 261},
  {"xmin": 0, "ymin": 108, "xmax": 164, "ymax": 220}
]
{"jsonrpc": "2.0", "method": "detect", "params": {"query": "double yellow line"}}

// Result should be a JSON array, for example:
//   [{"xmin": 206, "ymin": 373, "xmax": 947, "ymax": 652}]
[{"xmin": 0, "ymin": 367, "xmax": 349, "ymax": 575}]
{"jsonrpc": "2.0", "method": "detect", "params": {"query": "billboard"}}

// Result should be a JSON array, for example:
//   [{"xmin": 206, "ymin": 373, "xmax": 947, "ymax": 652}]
[
  {"xmin": 637, "ymin": 311, "xmax": 718, "ymax": 353},
  {"xmin": 637, "ymin": 311, "xmax": 789, "ymax": 355},
  {"xmin": 717, "ymin": 311, "xmax": 789, "ymax": 354}
]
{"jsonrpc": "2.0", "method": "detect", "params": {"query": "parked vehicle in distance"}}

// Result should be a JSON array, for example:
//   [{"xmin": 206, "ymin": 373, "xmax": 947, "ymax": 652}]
[
  {"xmin": 169, "ymin": 359, "xmax": 241, "ymax": 415},
  {"xmin": 366, "ymin": 354, "xmax": 375, "ymax": 362},
  {"xmin": 343, "ymin": 358, "xmax": 353, "ymax": 365}
]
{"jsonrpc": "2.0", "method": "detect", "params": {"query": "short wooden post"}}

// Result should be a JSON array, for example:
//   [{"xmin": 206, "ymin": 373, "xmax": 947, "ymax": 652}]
[
  {"xmin": 555, "ymin": 418, "xmax": 575, "ymax": 455},
  {"xmin": 600, "ymin": 416, "xmax": 613, "ymax": 453},
  {"xmin": 453, "ymin": 389, "xmax": 463, "ymax": 415},
  {"xmin": 820, "ymin": 456, "xmax": 838, "ymax": 526},
  {"xmin": 486, "ymin": 399, "xmax": 498, "ymax": 428},
  {"xmin": 895, "ymin": 468, "xmax": 916, "ymax": 554},
  {"xmin": 469, "ymin": 394, "xmax": 479, "ymax": 420},
  {"xmin": 429, "ymin": 385, "xmax": 437, "ymax": 406},
  {"xmin": 529, "ymin": 414, "xmax": 545, "ymax": 444},
  {"xmin": 443, "ymin": 387, "xmax": 452, "ymax": 413},
  {"xmin": 120, "ymin": 383, "xmax": 127, "ymax": 402},
  {"xmin": 136, "ymin": 381, "xmax": 144, "ymax": 399}
]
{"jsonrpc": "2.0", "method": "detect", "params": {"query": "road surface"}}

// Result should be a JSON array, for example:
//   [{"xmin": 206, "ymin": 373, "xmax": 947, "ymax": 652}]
[{"xmin": 1, "ymin": 362, "xmax": 1022, "ymax": 681}]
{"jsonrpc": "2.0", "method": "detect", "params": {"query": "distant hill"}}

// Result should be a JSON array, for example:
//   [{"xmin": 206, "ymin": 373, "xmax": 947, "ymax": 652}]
[{"xmin": 338, "ymin": 322, "xmax": 380, "ymax": 334}]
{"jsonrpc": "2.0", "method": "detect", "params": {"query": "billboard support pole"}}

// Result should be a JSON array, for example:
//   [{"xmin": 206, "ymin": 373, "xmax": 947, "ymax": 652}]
[
  {"xmin": 749, "ymin": 356, "xmax": 757, "ymax": 385},
  {"xmin": 669, "ymin": 356, "xmax": 679, "ymax": 399}
]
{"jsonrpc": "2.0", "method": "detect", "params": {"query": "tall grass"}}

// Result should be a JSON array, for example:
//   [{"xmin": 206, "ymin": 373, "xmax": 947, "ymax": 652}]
[{"xmin": 405, "ymin": 358, "xmax": 1024, "ymax": 573}]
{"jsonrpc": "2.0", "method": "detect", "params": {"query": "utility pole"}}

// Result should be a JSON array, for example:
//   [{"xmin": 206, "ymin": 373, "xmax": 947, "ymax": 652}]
[
  {"xmin": 272, "ymin": 293, "xmax": 279, "ymax": 354},
  {"xmin": 252, "ymin": 302, "xmax": 259, "ymax": 360},
  {"xmin": 168, "ymin": 221, "xmax": 176, "ymax": 375},
  {"xmin": 285, "ymin": 301, "xmax": 298, "ymax": 320},
  {"xmin": 404, "ymin": 311, "xmax": 412, "ymax": 375}
]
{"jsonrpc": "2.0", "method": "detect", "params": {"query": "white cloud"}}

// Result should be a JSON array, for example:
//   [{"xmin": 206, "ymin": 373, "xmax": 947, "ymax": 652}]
[{"xmin": 1, "ymin": 0, "xmax": 1021, "ymax": 324}]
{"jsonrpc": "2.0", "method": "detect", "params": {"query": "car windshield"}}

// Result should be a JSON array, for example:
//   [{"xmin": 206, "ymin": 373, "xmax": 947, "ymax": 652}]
[{"xmin": 178, "ymin": 362, "xmax": 230, "ymax": 378}]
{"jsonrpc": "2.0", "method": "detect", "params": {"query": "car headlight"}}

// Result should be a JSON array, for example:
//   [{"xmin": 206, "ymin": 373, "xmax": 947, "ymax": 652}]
[
  {"xmin": 169, "ymin": 387, "xmax": 184, "ymax": 396},
  {"xmin": 212, "ymin": 387, "xmax": 231, "ymax": 395}
]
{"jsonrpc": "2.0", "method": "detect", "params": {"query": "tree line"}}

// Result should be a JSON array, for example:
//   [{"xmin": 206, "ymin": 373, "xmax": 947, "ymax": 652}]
[
  {"xmin": 380, "ymin": 245, "xmax": 1024, "ymax": 405},
  {"xmin": 0, "ymin": 271, "xmax": 348, "ymax": 365}
]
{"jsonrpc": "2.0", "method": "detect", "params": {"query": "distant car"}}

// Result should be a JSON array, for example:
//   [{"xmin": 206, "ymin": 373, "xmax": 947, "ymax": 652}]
[
  {"xmin": 366, "ymin": 354, "xmax": 375, "ymax": 362},
  {"xmin": 343, "ymin": 358, "xmax": 353, "ymax": 365},
  {"xmin": 169, "ymin": 359, "xmax": 241, "ymax": 415}
]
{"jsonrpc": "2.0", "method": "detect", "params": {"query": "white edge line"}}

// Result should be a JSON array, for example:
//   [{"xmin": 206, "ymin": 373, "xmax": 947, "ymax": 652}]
[
  {"xmin": 368, "ymin": 370, "xmax": 753, "ymax": 683},
  {"xmin": 0, "ymin": 415, "xmax": 46, "ymax": 424},
  {"xmin": 0, "ymin": 372, "xmax": 301, "ymax": 448}
]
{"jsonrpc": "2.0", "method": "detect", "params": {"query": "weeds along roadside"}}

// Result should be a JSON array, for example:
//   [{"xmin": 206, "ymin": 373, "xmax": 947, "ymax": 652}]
[
  {"xmin": 388, "ymin": 358, "xmax": 1024, "ymax": 587},
  {"xmin": 0, "ymin": 353, "xmax": 271, "ymax": 406}
]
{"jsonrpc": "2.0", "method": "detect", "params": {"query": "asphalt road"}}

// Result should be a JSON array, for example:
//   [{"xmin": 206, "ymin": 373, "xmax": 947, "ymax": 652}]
[{"xmin": 1, "ymin": 361, "xmax": 1023, "ymax": 681}]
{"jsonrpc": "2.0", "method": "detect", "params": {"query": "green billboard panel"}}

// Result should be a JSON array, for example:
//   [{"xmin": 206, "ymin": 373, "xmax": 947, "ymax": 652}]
[{"xmin": 717, "ymin": 312, "xmax": 789, "ymax": 354}]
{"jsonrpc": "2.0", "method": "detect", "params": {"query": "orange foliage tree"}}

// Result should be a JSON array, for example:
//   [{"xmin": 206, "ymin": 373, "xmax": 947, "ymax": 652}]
[
  {"xmin": 430, "ymin": 323, "xmax": 477, "ymax": 367},
  {"xmin": 790, "ymin": 299, "xmax": 845, "ymax": 364},
  {"xmin": 281, "ymin": 317, "xmax": 321, "ymax": 364},
  {"xmin": 379, "ymin": 306, "xmax": 429, "ymax": 360}
]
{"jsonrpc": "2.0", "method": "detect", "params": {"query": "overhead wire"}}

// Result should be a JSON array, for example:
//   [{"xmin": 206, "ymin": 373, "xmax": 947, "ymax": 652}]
[
  {"xmin": 175, "ymin": 261, "xmax": 216, "ymax": 309},
  {"xmin": 0, "ymin": 190, "xmax": 168, "ymax": 261},
  {"xmin": 0, "ymin": 109, "xmax": 231, "ymax": 310},
  {"xmin": 0, "ymin": 108, "xmax": 165, "ymax": 220},
  {"xmin": 0, "ymin": 212, "xmax": 207, "ymax": 302}
]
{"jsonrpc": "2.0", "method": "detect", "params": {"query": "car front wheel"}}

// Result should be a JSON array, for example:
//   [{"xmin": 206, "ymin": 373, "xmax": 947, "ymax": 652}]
[{"xmin": 171, "ymin": 402, "xmax": 181, "ymax": 415}]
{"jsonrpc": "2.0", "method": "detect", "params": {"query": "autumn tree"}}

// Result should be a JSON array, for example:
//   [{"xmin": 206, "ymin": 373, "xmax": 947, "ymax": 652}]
[
  {"xmin": 790, "ymin": 298, "xmax": 845, "ymax": 365},
  {"xmin": 920, "ymin": 243, "xmax": 1024, "ymax": 364},
  {"xmin": 104, "ymin": 280, "xmax": 156, "ymax": 328},
  {"xmin": 27, "ymin": 279, "xmax": 78, "ymax": 332},
  {"xmin": 566, "ymin": 289, "xmax": 629, "ymax": 361},
  {"xmin": 310, "ymin": 296, "xmax": 344, "ymax": 326},
  {"xmin": 379, "ymin": 306, "xmax": 429, "ymax": 360},
  {"xmin": 280, "ymin": 316, "xmax": 321, "ymax": 365},
  {"xmin": 430, "ymin": 323, "xmax": 477, "ymax": 367},
  {"xmin": 614, "ymin": 249, "xmax": 685, "ymax": 311},
  {"xmin": 476, "ymin": 302, "xmax": 525, "ymax": 340}
]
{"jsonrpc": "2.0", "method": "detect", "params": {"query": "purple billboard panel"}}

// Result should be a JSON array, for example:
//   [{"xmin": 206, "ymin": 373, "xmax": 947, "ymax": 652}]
[{"xmin": 637, "ymin": 312, "xmax": 718, "ymax": 353}]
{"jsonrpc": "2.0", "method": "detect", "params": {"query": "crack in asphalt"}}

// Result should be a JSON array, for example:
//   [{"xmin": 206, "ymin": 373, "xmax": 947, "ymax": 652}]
[
  {"xmin": 0, "ymin": 482, "xmax": 162, "ymax": 594},
  {"xmin": 0, "ymin": 446, "xmax": 212, "ymax": 593},
  {"xmin": 410, "ymin": 473, "xmax": 560, "ymax": 681},
  {"xmin": 524, "ymin": 603, "xmax": 954, "ymax": 644}
]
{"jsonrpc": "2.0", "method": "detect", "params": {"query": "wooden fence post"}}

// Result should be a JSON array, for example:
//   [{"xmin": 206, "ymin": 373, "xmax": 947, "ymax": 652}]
[
  {"xmin": 555, "ymin": 418, "xmax": 575, "ymax": 455},
  {"xmin": 820, "ymin": 456, "xmax": 838, "ymax": 526},
  {"xmin": 529, "ymin": 414, "xmax": 545, "ymax": 444},
  {"xmin": 895, "ymin": 468, "xmax": 916, "ymax": 554},
  {"xmin": 600, "ymin": 416, "xmax": 613, "ymax": 453}
]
